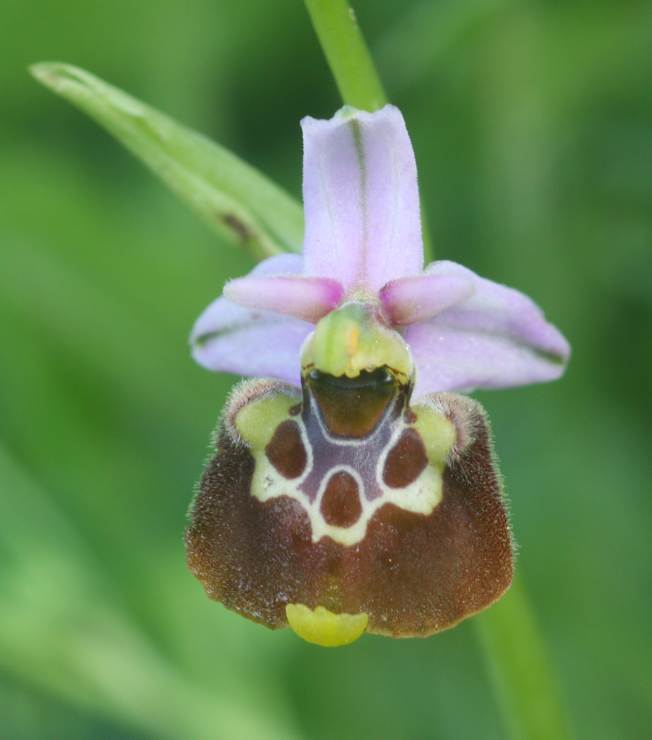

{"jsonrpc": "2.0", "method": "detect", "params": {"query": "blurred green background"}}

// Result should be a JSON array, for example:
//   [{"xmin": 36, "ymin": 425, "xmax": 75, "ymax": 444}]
[{"xmin": 1, "ymin": 1, "xmax": 651, "ymax": 738}]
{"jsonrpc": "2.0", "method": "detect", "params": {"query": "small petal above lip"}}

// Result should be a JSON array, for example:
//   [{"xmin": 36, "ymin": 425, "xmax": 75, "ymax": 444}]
[
  {"xmin": 380, "ymin": 273, "xmax": 474, "ymax": 325},
  {"xmin": 191, "ymin": 253, "xmax": 312, "ymax": 384},
  {"xmin": 404, "ymin": 260, "xmax": 571, "ymax": 395},
  {"xmin": 301, "ymin": 105, "xmax": 423, "ymax": 293},
  {"xmin": 224, "ymin": 275, "xmax": 344, "ymax": 322},
  {"xmin": 424, "ymin": 261, "xmax": 571, "ymax": 359}
]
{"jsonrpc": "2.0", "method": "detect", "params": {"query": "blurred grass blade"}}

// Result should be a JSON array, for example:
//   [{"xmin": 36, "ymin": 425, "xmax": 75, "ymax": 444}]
[
  {"xmin": 0, "ymin": 446, "xmax": 301, "ymax": 740},
  {"xmin": 31, "ymin": 62, "xmax": 304, "ymax": 259},
  {"xmin": 475, "ymin": 578, "xmax": 573, "ymax": 740}
]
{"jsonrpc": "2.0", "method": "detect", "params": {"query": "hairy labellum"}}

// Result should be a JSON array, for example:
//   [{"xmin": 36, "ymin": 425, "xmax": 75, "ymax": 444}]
[{"xmin": 186, "ymin": 361, "xmax": 513, "ymax": 641}]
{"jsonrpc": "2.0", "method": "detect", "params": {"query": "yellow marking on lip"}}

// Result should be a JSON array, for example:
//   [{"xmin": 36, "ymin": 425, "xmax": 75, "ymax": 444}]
[
  {"xmin": 286, "ymin": 603, "xmax": 368, "ymax": 647},
  {"xmin": 345, "ymin": 324, "xmax": 360, "ymax": 357},
  {"xmin": 234, "ymin": 393, "xmax": 295, "ymax": 450},
  {"xmin": 412, "ymin": 404, "xmax": 456, "ymax": 465}
]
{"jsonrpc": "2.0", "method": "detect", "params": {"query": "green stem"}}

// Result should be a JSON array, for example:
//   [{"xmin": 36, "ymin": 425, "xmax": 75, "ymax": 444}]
[
  {"xmin": 304, "ymin": 0, "xmax": 387, "ymax": 112},
  {"xmin": 304, "ymin": 3, "xmax": 571, "ymax": 739},
  {"xmin": 475, "ymin": 577, "xmax": 573, "ymax": 740}
]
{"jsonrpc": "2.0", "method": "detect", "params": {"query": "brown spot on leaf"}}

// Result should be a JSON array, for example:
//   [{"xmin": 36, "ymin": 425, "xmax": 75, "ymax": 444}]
[
  {"xmin": 222, "ymin": 213, "xmax": 253, "ymax": 244},
  {"xmin": 265, "ymin": 420, "xmax": 307, "ymax": 479},
  {"xmin": 320, "ymin": 471, "xmax": 362, "ymax": 528},
  {"xmin": 383, "ymin": 428, "xmax": 428, "ymax": 488}
]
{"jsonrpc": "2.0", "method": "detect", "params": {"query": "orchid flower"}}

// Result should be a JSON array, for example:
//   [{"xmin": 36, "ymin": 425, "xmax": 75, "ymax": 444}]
[{"xmin": 186, "ymin": 105, "xmax": 569, "ymax": 646}]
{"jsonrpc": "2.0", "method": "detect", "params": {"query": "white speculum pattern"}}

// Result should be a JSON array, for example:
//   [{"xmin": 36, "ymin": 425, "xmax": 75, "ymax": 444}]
[{"xmin": 248, "ymin": 394, "xmax": 444, "ymax": 547}]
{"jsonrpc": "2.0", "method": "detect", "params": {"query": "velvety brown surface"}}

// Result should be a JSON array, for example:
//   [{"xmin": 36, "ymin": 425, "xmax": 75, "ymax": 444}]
[
  {"xmin": 186, "ymin": 393, "xmax": 513, "ymax": 637},
  {"xmin": 320, "ymin": 471, "xmax": 362, "ymax": 527},
  {"xmin": 382, "ymin": 428, "xmax": 428, "ymax": 488}
]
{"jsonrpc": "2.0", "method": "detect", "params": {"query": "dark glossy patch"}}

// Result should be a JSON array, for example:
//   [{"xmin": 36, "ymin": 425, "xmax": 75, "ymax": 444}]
[
  {"xmin": 265, "ymin": 420, "xmax": 307, "ymax": 479},
  {"xmin": 320, "ymin": 471, "xmax": 362, "ymax": 527},
  {"xmin": 186, "ymin": 392, "xmax": 512, "ymax": 636},
  {"xmin": 383, "ymin": 428, "xmax": 428, "ymax": 488},
  {"xmin": 307, "ymin": 368, "xmax": 397, "ymax": 438}
]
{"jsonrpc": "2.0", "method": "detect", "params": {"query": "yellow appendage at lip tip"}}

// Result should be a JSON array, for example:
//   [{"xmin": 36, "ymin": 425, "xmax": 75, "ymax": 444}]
[{"xmin": 286, "ymin": 604, "xmax": 368, "ymax": 647}]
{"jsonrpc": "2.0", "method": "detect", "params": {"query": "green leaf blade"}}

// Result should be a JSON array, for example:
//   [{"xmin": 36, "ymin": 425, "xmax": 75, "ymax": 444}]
[{"xmin": 31, "ymin": 63, "xmax": 303, "ymax": 259}]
